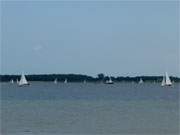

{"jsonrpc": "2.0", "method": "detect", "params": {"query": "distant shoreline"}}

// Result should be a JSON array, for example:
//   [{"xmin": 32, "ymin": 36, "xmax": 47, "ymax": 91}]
[{"xmin": 0, "ymin": 74, "xmax": 180, "ymax": 82}]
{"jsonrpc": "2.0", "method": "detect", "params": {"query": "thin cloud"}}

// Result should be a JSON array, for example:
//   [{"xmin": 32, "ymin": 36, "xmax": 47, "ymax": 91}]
[{"xmin": 33, "ymin": 45, "xmax": 43, "ymax": 52}]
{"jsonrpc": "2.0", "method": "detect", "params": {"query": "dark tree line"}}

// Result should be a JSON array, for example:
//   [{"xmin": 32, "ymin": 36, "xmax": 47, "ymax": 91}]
[{"xmin": 0, "ymin": 73, "xmax": 180, "ymax": 82}]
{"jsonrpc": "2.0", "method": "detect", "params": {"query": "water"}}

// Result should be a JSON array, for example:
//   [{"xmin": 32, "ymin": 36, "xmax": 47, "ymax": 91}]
[{"xmin": 1, "ymin": 82, "xmax": 179, "ymax": 135}]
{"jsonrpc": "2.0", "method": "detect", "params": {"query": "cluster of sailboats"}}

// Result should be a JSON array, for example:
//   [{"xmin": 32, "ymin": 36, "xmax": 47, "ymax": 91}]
[
  {"xmin": 10, "ymin": 72, "xmax": 173, "ymax": 87},
  {"xmin": 104, "ymin": 72, "xmax": 173, "ymax": 86},
  {"xmin": 10, "ymin": 73, "xmax": 30, "ymax": 86},
  {"xmin": 54, "ymin": 78, "xmax": 68, "ymax": 84},
  {"xmin": 137, "ymin": 72, "xmax": 172, "ymax": 86}
]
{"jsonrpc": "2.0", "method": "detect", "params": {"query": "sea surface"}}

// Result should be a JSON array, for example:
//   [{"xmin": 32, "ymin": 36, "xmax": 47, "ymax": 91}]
[{"xmin": 0, "ymin": 82, "xmax": 179, "ymax": 135}]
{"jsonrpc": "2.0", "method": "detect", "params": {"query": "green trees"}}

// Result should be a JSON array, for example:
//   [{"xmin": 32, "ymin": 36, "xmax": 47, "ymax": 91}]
[
  {"xmin": 97, "ymin": 73, "xmax": 105, "ymax": 81},
  {"xmin": 0, "ymin": 74, "xmax": 179, "ymax": 82}
]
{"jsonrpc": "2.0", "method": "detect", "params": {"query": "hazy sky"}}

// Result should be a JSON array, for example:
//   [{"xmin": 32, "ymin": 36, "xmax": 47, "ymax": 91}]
[{"xmin": 1, "ymin": 1, "xmax": 179, "ymax": 77}]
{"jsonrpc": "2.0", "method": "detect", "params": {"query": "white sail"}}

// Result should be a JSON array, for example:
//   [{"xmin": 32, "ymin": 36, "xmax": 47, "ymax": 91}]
[
  {"xmin": 161, "ymin": 72, "xmax": 172, "ymax": 86},
  {"xmin": 109, "ymin": 77, "xmax": 113, "ymax": 83},
  {"xmin": 16, "ymin": 79, "xmax": 19, "ymax": 84},
  {"xmin": 64, "ymin": 79, "xmax": 67, "ymax": 83},
  {"xmin": 161, "ymin": 76, "xmax": 165, "ymax": 86},
  {"xmin": 105, "ymin": 77, "xmax": 114, "ymax": 84},
  {"xmin": 83, "ymin": 80, "xmax": 86, "ymax": 84},
  {"xmin": 19, "ymin": 73, "xmax": 29, "ymax": 86},
  {"xmin": 165, "ymin": 72, "xmax": 172, "ymax": 86},
  {"xmin": 139, "ymin": 78, "xmax": 143, "ymax": 84},
  {"xmin": 54, "ymin": 78, "xmax": 58, "ymax": 84},
  {"xmin": 10, "ymin": 79, "xmax": 14, "ymax": 84}
]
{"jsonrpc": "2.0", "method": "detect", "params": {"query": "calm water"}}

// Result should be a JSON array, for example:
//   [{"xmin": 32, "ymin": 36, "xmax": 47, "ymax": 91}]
[{"xmin": 1, "ymin": 82, "xmax": 179, "ymax": 135}]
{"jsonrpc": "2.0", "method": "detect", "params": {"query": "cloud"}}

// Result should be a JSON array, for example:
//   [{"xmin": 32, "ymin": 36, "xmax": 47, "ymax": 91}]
[{"xmin": 33, "ymin": 45, "xmax": 43, "ymax": 51}]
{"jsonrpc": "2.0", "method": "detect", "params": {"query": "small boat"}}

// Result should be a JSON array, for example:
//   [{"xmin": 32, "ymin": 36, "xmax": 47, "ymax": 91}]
[
  {"xmin": 16, "ymin": 79, "xmax": 19, "ymax": 84},
  {"xmin": 105, "ymin": 77, "xmax": 114, "ymax": 84},
  {"xmin": 64, "ymin": 79, "xmax": 68, "ymax": 83},
  {"xmin": 139, "ymin": 78, "xmax": 144, "ymax": 84},
  {"xmin": 161, "ymin": 72, "xmax": 172, "ymax": 86},
  {"xmin": 10, "ymin": 79, "xmax": 14, "ymax": 84},
  {"xmin": 54, "ymin": 78, "xmax": 58, "ymax": 84},
  {"xmin": 18, "ymin": 73, "xmax": 30, "ymax": 86},
  {"xmin": 161, "ymin": 76, "xmax": 165, "ymax": 86}
]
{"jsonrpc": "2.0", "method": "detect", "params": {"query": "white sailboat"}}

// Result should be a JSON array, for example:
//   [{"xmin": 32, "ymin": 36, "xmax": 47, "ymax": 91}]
[
  {"xmin": 54, "ymin": 78, "xmax": 58, "ymax": 84},
  {"xmin": 10, "ymin": 79, "xmax": 14, "ymax": 84},
  {"xmin": 83, "ymin": 80, "xmax": 87, "ymax": 84},
  {"xmin": 161, "ymin": 72, "xmax": 172, "ymax": 86},
  {"xmin": 16, "ymin": 79, "xmax": 19, "ymax": 84},
  {"xmin": 105, "ymin": 77, "xmax": 114, "ymax": 84},
  {"xmin": 165, "ymin": 72, "xmax": 172, "ymax": 86},
  {"xmin": 64, "ymin": 79, "xmax": 68, "ymax": 83},
  {"xmin": 161, "ymin": 76, "xmax": 165, "ymax": 86},
  {"xmin": 139, "ymin": 78, "xmax": 144, "ymax": 84},
  {"xmin": 18, "ymin": 73, "xmax": 29, "ymax": 86}
]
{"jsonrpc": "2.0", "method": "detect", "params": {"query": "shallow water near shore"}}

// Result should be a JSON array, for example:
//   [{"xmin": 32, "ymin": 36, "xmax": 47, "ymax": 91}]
[{"xmin": 1, "ymin": 82, "xmax": 179, "ymax": 135}]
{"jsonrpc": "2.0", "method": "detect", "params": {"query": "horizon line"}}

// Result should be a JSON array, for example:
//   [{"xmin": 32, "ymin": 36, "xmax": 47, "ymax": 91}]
[{"xmin": 0, "ymin": 73, "xmax": 180, "ymax": 78}]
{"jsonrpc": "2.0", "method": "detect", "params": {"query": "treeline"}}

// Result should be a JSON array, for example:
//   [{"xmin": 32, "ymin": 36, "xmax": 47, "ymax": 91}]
[
  {"xmin": 0, "ymin": 73, "xmax": 180, "ymax": 82},
  {"xmin": 0, "ymin": 74, "xmax": 94, "ymax": 82}
]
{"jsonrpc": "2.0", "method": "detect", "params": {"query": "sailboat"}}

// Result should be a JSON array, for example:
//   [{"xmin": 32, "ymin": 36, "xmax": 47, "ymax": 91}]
[
  {"xmin": 10, "ymin": 79, "xmax": 14, "ymax": 84},
  {"xmin": 83, "ymin": 80, "xmax": 87, "ymax": 84},
  {"xmin": 64, "ymin": 79, "xmax": 68, "ymax": 83},
  {"xmin": 105, "ymin": 77, "xmax": 114, "ymax": 84},
  {"xmin": 16, "ymin": 79, "xmax": 19, "ymax": 84},
  {"xmin": 161, "ymin": 76, "xmax": 165, "ymax": 86},
  {"xmin": 54, "ymin": 78, "xmax": 58, "ymax": 84},
  {"xmin": 139, "ymin": 78, "xmax": 144, "ymax": 84},
  {"xmin": 18, "ymin": 73, "xmax": 30, "ymax": 86},
  {"xmin": 161, "ymin": 72, "xmax": 172, "ymax": 86}
]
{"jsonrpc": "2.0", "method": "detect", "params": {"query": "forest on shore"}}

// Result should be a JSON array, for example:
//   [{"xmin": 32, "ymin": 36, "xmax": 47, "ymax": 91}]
[{"xmin": 0, "ymin": 73, "xmax": 180, "ymax": 82}]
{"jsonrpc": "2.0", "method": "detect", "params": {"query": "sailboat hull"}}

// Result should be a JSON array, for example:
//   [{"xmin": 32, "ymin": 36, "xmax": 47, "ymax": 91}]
[
  {"xmin": 19, "ymin": 83, "xmax": 30, "ymax": 87},
  {"xmin": 18, "ymin": 83, "xmax": 30, "ymax": 87},
  {"xmin": 165, "ymin": 84, "xmax": 172, "ymax": 86},
  {"xmin": 104, "ymin": 81, "xmax": 114, "ymax": 84},
  {"xmin": 161, "ymin": 85, "xmax": 172, "ymax": 87},
  {"xmin": 105, "ymin": 82, "xmax": 114, "ymax": 84}
]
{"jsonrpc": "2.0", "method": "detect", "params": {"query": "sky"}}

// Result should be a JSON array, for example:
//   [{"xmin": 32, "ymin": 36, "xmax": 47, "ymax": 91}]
[{"xmin": 1, "ymin": 1, "xmax": 179, "ymax": 77}]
